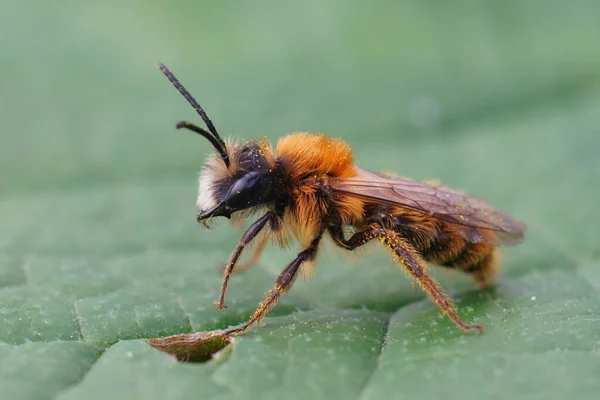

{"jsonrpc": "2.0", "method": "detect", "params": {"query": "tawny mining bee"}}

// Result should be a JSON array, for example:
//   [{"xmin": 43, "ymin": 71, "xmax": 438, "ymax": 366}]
[{"xmin": 158, "ymin": 63, "xmax": 526, "ymax": 335}]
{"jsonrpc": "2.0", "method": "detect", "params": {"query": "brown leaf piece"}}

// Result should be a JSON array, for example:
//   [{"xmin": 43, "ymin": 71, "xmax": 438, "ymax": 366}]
[{"xmin": 147, "ymin": 330, "xmax": 232, "ymax": 362}]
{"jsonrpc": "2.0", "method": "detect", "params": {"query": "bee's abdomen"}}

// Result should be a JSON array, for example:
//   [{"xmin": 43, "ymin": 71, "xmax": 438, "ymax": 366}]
[
  {"xmin": 382, "ymin": 208, "xmax": 499, "ymax": 285},
  {"xmin": 439, "ymin": 241, "xmax": 493, "ymax": 269},
  {"xmin": 391, "ymin": 211, "xmax": 497, "ymax": 284},
  {"xmin": 419, "ymin": 230, "xmax": 497, "ymax": 286}
]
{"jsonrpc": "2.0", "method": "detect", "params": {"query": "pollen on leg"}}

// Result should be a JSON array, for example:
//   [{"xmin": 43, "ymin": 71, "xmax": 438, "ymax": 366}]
[{"xmin": 379, "ymin": 229, "xmax": 483, "ymax": 333}]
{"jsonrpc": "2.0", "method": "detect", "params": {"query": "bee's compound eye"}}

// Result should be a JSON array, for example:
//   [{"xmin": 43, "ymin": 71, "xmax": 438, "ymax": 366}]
[
  {"xmin": 231, "ymin": 172, "xmax": 260, "ymax": 193},
  {"xmin": 223, "ymin": 171, "xmax": 264, "ymax": 212}
]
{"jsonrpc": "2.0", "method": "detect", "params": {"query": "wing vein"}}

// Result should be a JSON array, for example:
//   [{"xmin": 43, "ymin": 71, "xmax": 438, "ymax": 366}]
[{"xmin": 329, "ymin": 168, "xmax": 526, "ymax": 246}]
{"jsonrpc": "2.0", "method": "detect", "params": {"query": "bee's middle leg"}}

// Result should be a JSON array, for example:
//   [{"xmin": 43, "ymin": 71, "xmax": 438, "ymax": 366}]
[{"xmin": 224, "ymin": 233, "xmax": 323, "ymax": 335}]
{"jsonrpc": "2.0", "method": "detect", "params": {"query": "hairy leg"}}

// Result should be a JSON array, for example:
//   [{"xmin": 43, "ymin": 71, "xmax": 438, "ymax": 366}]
[
  {"xmin": 328, "ymin": 223, "xmax": 380, "ymax": 250},
  {"xmin": 218, "ymin": 232, "xmax": 269, "ymax": 275},
  {"xmin": 379, "ymin": 229, "xmax": 483, "ymax": 333},
  {"xmin": 216, "ymin": 211, "xmax": 275, "ymax": 309},
  {"xmin": 330, "ymin": 222, "xmax": 482, "ymax": 333},
  {"xmin": 224, "ymin": 234, "xmax": 322, "ymax": 335}
]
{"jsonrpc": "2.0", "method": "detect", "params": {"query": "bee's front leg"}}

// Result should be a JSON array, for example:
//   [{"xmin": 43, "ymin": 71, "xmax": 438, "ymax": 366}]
[
  {"xmin": 217, "ymin": 232, "xmax": 269, "ymax": 275},
  {"xmin": 223, "ymin": 233, "xmax": 323, "ymax": 335},
  {"xmin": 216, "ymin": 211, "xmax": 276, "ymax": 309}
]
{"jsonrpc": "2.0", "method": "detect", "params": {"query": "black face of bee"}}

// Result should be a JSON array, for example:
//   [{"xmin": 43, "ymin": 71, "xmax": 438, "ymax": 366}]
[
  {"xmin": 197, "ymin": 171, "xmax": 273, "ymax": 220},
  {"xmin": 197, "ymin": 142, "xmax": 279, "ymax": 221},
  {"xmin": 157, "ymin": 63, "xmax": 280, "ymax": 223}
]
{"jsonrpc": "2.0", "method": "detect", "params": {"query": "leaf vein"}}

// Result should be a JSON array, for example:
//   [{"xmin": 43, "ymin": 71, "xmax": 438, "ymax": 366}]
[{"xmin": 356, "ymin": 312, "xmax": 394, "ymax": 400}]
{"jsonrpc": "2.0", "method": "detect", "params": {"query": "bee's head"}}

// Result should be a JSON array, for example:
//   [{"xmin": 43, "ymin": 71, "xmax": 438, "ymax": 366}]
[
  {"xmin": 157, "ymin": 63, "xmax": 278, "ymax": 225},
  {"xmin": 196, "ymin": 139, "xmax": 276, "ymax": 222}
]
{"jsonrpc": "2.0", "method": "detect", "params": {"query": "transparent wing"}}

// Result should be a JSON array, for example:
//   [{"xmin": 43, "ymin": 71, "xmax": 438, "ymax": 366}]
[{"xmin": 330, "ymin": 168, "xmax": 526, "ymax": 246}]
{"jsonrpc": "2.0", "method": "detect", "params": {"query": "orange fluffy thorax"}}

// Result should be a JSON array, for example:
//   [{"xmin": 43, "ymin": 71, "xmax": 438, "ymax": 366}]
[
  {"xmin": 276, "ymin": 133, "xmax": 363, "ymax": 243},
  {"xmin": 276, "ymin": 133, "xmax": 357, "ymax": 180}
]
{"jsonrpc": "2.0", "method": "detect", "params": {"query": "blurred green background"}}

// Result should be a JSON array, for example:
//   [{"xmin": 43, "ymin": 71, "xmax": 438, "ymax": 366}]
[{"xmin": 1, "ymin": 1, "xmax": 600, "ymax": 399}]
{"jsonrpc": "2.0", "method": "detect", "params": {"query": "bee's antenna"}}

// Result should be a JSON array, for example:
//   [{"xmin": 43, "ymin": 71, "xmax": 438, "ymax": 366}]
[{"xmin": 157, "ymin": 62, "xmax": 230, "ymax": 167}]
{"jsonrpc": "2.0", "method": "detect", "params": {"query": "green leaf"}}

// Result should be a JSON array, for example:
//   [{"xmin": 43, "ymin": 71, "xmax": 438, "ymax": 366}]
[{"xmin": 2, "ymin": 1, "xmax": 600, "ymax": 399}]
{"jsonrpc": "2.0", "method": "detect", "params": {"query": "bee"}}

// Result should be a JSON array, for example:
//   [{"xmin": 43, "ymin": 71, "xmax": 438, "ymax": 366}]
[{"xmin": 158, "ymin": 63, "xmax": 526, "ymax": 335}]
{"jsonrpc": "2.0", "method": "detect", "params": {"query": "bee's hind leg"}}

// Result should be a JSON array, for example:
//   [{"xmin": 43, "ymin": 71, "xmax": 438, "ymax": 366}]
[
  {"xmin": 379, "ymin": 229, "xmax": 483, "ymax": 333},
  {"xmin": 330, "ymin": 223, "xmax": 483, "ymax": 333}
]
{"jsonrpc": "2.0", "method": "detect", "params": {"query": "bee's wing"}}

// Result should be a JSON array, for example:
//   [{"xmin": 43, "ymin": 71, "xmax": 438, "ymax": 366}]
[{"xmin": 329, "ymin": 168, "xmax": 526, "ymax": 246}]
